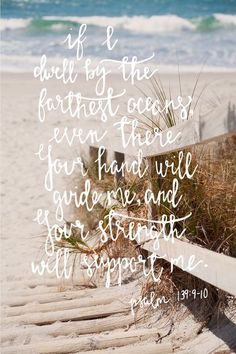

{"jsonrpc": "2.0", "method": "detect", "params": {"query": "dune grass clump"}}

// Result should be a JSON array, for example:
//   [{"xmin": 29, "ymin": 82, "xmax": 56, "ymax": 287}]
[{"xmin": 137, "ymin": 76, "xmax": 236, "ymax": 322}]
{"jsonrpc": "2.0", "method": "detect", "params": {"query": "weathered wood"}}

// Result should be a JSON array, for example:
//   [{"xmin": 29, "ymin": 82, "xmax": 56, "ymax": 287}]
[
  {"xmin": 143, "ymin": 103, "xmax": 236, "ymax": 157},
  {"xmin": 96, "ymin": 189, "xmax": 236, "ymax": 296},
  {"xmin": 2, "ymin": 289, "xmax": 86, "ymax": 307},
  {"xmin": 1, "ymin": 275, "xmax": 92, "ymax": 289},
  {"xmin": 1, "ymin": 314, "xmax": 135, "ymax": 343},
  {"xmin": 143, "ymin": 119, "xmax": 199, "ymax": 157},
  {"xmin": 140, "ymin": 234, "xmax": 236, "ymax": 296},
  {"xmin": 77, "ymin": 343, "xmax": 172, "ymax": 354},
  {"xmin": 114, "ymin": 151, "xmax": 125, "ymax": 184},
  {"xmin": 199, "ymin": 103, "xmax": 236, "ymax": 144},
  {"xmin": 2, "ymin": 285, "xmax": 69, "ymax": 298},
  {"xmin": 147, "ymin": 157, "xmax": 157, "ymax": 223},
  {"xmin": 4, "ymin": 292, "xmax": 125, "ymax": 317},
  {"xmin": 2, "ymin": 281, "xmax": 137, "ymax": 307},
  {"xmin": 227, "ymin": 103, "xmax": 236, "ymax": 132},
  {"xmin": 90, "ymin": 146, "xmax": 107, "ymax": 179},
  {"xmin": 144, "ymin": 156, "xmax": 159, "ymax": 263},
  {"xmin": 88, "ymin": 103, "xmax": 236, "ymax": 158},
  {"xmin": 147, "ymin": 154, "xmax": 166, "ymax": 223},
  {"xmin": 1, "ymin": 328, "xmax": 170, "ymax": 354},
  {"xmin": 3, "ymin": 300, "xmax": 130, "ymax": 325}
]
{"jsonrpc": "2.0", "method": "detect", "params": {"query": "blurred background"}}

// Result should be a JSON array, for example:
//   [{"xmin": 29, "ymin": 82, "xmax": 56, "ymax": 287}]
[{"xmin": 1, "ymin": 0, "xmax": 236, "ymax": 72}]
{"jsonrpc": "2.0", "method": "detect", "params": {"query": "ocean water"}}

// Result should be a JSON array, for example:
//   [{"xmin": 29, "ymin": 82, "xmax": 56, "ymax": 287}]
[{"xmin": 1, "ymin": 0, "xmax": 236, "ymax": 72}]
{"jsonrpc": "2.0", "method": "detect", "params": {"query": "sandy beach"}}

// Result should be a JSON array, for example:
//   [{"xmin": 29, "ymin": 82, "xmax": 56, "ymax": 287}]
[
  {"xmin": 2, "ymin": 0, "xmax": 236, "ymax": 351},
  {"xmin": 1, "ymin": 71, "xmax": 236, "ymax": 353},
  {"xmin": 1, "ymin": 71, "xmax": 236, "ymax": 282}
]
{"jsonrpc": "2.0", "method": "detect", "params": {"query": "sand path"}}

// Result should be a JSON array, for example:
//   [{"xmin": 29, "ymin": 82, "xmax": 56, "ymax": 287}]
[{"xmin": 1, "ymin": 72, "xmax": 236, "ymax": 353}]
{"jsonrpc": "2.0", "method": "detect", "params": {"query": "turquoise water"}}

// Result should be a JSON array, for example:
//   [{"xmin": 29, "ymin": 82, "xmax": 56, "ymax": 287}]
[{"xmin": 1, "ymin": 0, "xmax": 236, "ymax": 71}]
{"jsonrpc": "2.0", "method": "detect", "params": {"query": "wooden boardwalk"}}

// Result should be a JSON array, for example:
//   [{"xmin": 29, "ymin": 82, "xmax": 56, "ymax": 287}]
[
  {"xmin": 1, "ymin": 103, "xmax": 236, "ymax": 353},
  {"xmin": 1, "ymin": 276, "xmax": 236, "ymax": 354},
  {"xmin": 1, "ymin": 278, "xmax": 174, "ymax": 354}
]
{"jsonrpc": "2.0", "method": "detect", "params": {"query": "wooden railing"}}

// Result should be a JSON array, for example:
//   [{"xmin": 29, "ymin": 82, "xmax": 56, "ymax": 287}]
[{"xmin": 89, "ymin": 103, "xmax": 236, "ymax": 296}]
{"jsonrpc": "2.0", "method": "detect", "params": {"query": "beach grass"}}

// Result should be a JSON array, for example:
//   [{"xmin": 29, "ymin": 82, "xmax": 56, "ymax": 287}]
[{"xmin": 54, "ymin": 74, "xmax": 236, "ymax": 325}]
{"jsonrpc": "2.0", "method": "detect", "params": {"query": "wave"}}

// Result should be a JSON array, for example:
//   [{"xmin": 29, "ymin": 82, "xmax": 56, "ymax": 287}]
[
  {"xmin": 214, "ymin": 13, "xmax": 236, "ymax": 26},
  {"xmin": 193, "ymin": 13, "xmax": 236, "ymax": 31},
  {"xmin": 43, "ymin": 15, "xmax": 195, "ymax": 33},
  {"xmin": 1, "ymin": 14, "xmax": 236, "ymax": 33}
]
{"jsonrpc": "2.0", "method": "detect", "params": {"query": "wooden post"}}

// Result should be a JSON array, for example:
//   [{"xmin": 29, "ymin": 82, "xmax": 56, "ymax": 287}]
[
  {"xmin": 114, "ymin": 151, "xmax": 125, "ymax": 185},
  {"xmin": 145, "ymin": 155, "xmax": 165, "ymax": 263},
  {"xmin": 147, "ymin": 156, "xmax": 158, "ymax": 223},
  {"xmin": 89, "ymin": 146, "xmax": 107, "ymax": 179},
  {"xmin": 147, "ymin": 155, "xmax": 166, "ymax": 224},
  {"xmin": 227, "ymin": 102, "xmax": 236, "ymax": 132}
]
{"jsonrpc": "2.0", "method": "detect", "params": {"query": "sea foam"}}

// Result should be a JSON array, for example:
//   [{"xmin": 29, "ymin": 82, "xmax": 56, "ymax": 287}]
[{"xmin": 1, "ymin": 14, "xmax": 236, "ymax": 33}]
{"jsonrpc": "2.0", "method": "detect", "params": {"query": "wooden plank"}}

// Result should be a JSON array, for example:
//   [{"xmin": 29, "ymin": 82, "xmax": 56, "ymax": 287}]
[
  {"xmin": 4, "ymin": 290, "xmax": 129, "ymax": 317},
  {"xmin": 78, "ymin": 342, "xmax": 173, "ymax": 354},
  {"xmin": 143, "ymin": 103, "xmax": 236, "ymax": 157},
  {"xmin": 96, "ymin": 190, "xmax": 236, "ymax": 296},
  {"xmin": 1, "ymin": 276, "xmax": 89, "ymax": 288},
  {"xmin": 199, "ymin": 103, "xmax": 236, "ymax": 143},
  {"xmin": 143, "ymin": 119, "xmax": 199, "ymax": 157},
  {"xmin": 2, "ymin": 288, "xmax": 88, "ymax": 307},
  {"xmin": 140, "ymin": 235, "xmax": 236, "ymax": 296},
  {"xmin": 1, "ymin": 328, "xmax": 171, "ymax": 354},
  {"xmin": 89, "ymin": 120, "xmax": 195, "ymax": 157},
  {"xmin": 3, "ymin": 301, "xmax": 130, "ymax": 325},
  {"xmin": 88, "ymin": 103, "xmax": 236, "ymax": 158},
  {"xmin": 2, "ymin": 285, "xmax": 70, "ymax": 298},
  {"xmin": 2, "ymin": 281, "xmax": 137, "ymax": 307},
  {"xmin": 89, "ymin": 131, "xmax": 138, "ymax": 156},
  {"xmin": 1, "ymin": 314, "xmax": 135, "ymax": 343}
]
